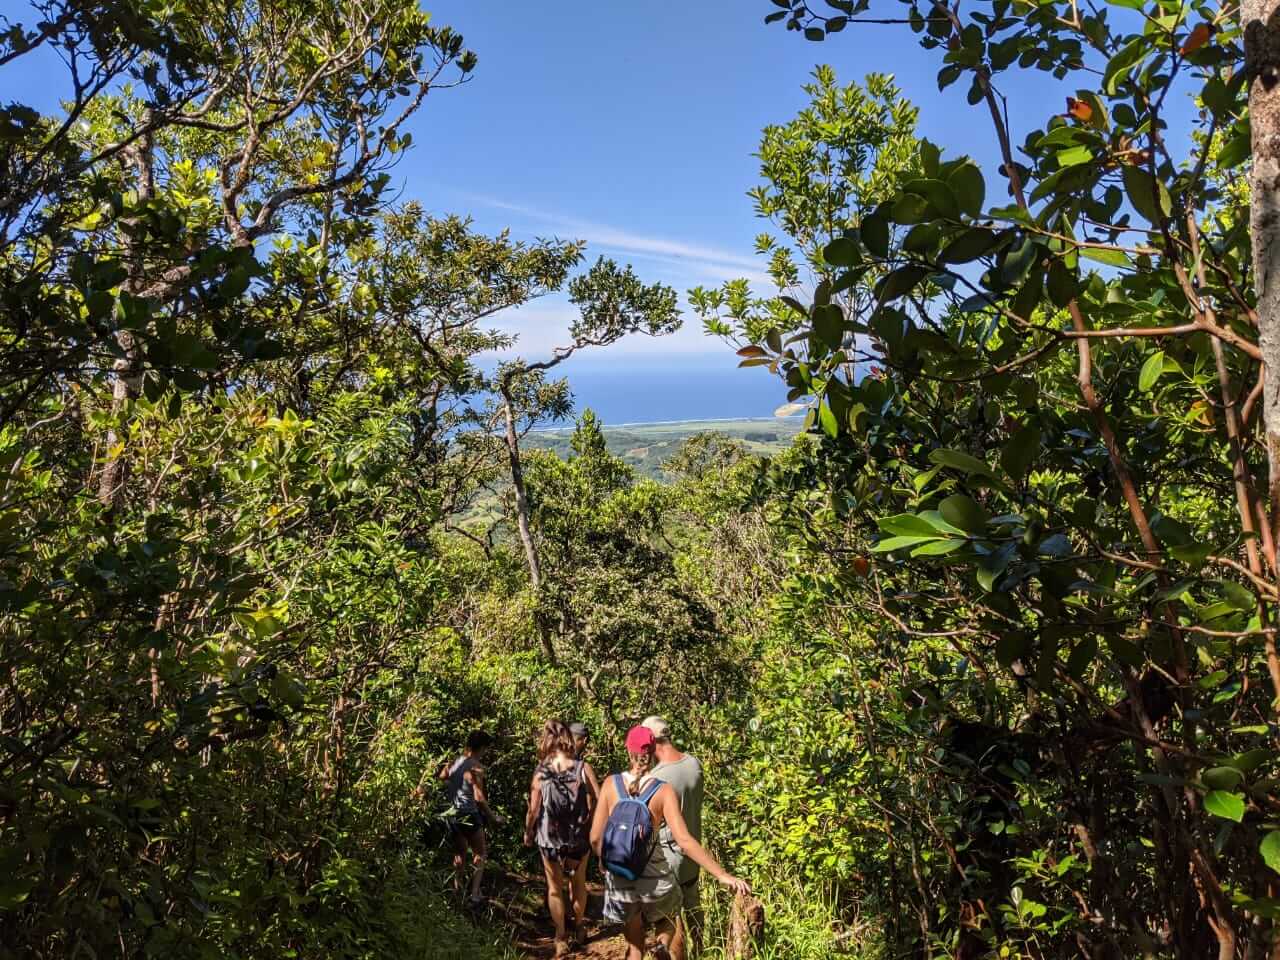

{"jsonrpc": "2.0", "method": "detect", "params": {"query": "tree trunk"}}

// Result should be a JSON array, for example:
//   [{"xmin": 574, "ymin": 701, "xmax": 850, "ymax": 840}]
[
  {"xmin": 726, "ymin": 892, "xmax": 765, "ymax": 960},
  {"xmin": 1248, "ymin": 0, "xmax": 1280, "ymax": 568},
  {"xmin": 499, "ymin": 387, "xmax": 556, "ymax": 664},
  {"xmin": 97, "ymin": 124, "xmax": 153, "ymax": 512},
  {"xmin": 97, "ymin": 330, "xmax": 142, "ymax": 511}
]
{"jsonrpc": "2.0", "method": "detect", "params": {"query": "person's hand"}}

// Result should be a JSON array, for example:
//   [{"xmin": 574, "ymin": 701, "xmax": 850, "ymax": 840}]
[
  {"xmin": 522, "ymin": 830, "xmax": 534, "ymax": 847},
  {"xmin": 718, "ymin": 873, "xmax": 751, "ymax": 896}
]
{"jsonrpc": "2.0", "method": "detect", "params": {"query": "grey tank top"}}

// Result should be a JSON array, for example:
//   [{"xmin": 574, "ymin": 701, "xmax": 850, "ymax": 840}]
[
  {"xmin": 534, "ymin": 758, "xmax": 588, "ymax": 850},
  {"xmin": 447, "ymin": 756, "xmax": 479, "ymax": 813}
]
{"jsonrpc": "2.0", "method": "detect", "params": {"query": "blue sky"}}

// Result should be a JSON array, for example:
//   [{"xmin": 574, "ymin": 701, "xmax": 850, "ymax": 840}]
[
  {"xmin": 8, "ymin": 1, "xmax": 1072, "ymax": 364},
  {"xmin": 393, "ymin": 1, "xmax": 1068, "ymax": 364},
  {"xmin": 8, "ymin": 1, "xmax": 1114, "ymax": 408}
]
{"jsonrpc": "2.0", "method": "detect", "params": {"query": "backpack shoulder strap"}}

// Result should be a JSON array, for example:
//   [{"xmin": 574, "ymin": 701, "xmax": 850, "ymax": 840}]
[
  {"xmin": 638, "ymin": 778, "xmax": 664, "ymax": 804},
  {"xmin": 611, "ymin": 773, "xmax": 629, "ymax": 800}
]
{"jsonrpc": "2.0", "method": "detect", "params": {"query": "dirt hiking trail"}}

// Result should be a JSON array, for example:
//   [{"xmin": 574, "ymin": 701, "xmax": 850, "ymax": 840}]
[{"xmin": 485, "ymin": 870, "xmax": 670, "ymax": 959}]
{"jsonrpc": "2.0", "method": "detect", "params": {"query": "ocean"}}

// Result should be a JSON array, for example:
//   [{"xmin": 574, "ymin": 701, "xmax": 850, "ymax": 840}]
[{"xmin": 552, "ymin": 353, "xmax": 791, "ymax": 426}]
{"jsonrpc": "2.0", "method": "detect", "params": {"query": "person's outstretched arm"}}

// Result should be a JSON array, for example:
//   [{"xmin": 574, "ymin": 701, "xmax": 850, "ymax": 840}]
[
  {"xmin": 658, "ymin": 785, "xmax": 750, "ymax": 895},
  {"xmin": 523, "ymin": 771, "xmax": 541, "ymax": 846},
  {"xmin": 470, "ymin": 767, "xmax": 506, "ymax": 826},
  {"xmin": 583, "ymin": 762, "xmax": 601, "ymax": 812},
  {"xmin": 589, "ymin": 775, "xmax": 617, "ymax": 857}
]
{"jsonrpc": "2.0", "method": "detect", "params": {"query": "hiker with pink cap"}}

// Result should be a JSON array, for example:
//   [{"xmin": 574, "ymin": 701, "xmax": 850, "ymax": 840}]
[{"xmin": 590, "ymin": 725, "xmax": 749, "ymax": 960}]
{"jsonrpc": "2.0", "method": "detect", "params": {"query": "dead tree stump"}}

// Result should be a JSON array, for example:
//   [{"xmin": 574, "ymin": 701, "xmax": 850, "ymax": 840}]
[{"xmin": 726, "ymin": 891, "xmax": 765, "ymax": 959}]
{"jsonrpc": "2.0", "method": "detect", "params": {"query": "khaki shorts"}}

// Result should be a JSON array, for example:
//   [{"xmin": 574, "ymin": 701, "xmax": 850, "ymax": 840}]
[{"xmin": 603, "ymin": 881, "xmax": 683, "ymax": 926}]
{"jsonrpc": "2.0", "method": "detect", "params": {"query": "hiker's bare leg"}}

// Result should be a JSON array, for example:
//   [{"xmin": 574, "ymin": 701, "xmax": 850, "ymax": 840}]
[
  {"xmin": 621, "ymin": 913, "xmax": 646, "ymax": 960},
  {"xmin": 467, "ymin": 829, "xmax": 487, "ymax": 901},
  {"xmin": 670, "ymin": 915, "xmax": 687, "ymax": 960},
  {"xmin": 451, "ymin": 832, "xmax": 469, "ymax": 893},
  {"xmin": 654, "ymin": 916, "xmax": 676, "ymax": 959},
  {"xmin": 570, "ymin": 857, "xmax": 588, "ymax": 930},
  {"xmin": 541, "ymin": 855, "xmax": 569, "ymax": 943}
]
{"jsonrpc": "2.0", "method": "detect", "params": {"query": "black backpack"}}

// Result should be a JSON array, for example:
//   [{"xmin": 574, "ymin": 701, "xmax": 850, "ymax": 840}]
[{"xmin": 538, "ymin": 760, "xmax": 590, "ymax": 851}]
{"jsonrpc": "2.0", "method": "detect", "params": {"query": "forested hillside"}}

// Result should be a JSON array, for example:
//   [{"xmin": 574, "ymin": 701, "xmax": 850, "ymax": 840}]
[{"xmin": 5, "ymin": 1, "xmax": 1280, "ymax": 959}]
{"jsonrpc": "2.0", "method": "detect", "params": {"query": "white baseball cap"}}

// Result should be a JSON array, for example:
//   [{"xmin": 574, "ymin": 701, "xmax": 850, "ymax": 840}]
[{"xmin": 641, "ymin": 715, "xmax": 672, "ymax": 741}]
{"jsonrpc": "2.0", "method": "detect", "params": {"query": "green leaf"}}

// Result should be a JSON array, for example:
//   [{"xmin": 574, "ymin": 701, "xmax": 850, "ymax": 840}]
[
  {"xmin": 1229, "ymin": 749, "xmax": 1272, "ymax": 773},
  {"xmin": 1223, "ymin": 580, "xmax": 1255, "ymax": 611},
  {"xmin": 1202, "ymin": 767, "xmax": 1244, "ymax": 790},
  {"xmin": 947, "ymin": 162, "xmax": 985, "ymax": 218},
  {"xmin": 877, "ymin": 265, "xmax": 930, "ymax": 302},
  {"xmin": 1138, "ymin": 350, "xmax": 1165, "ymax": 391},
  {"xmin": 1103, "ymin": 36, "xmax": 1149, "ymax": 95},
  {"xmin": 1170, "ymin": 542, "xmax": 1213, "ymax": 566},
  {"xmin": 878, "ymin": 513, "xmax": 942, "ymax": 537},
  {"xmin": 1000, "ymin": 423, "xmax": 1040, "ymax": 482},
  {"xmin": 222, "ymin": 266, "xmax": 251, "ymax": 298},
  {"xmin": 905, "ymin": 178, "xmax": 960, "ymax": 220},
  {"xmin": 1261, "ymin": 832, "xmax": 1280, "ymax": 875},
  {"xmin": 1038, "ymin": 533, "xmax": 1073, "ymax": 557},
  {"xmin": 890, "ymin": 193, "xmax": 930, "ymax": 225},
  {"xmin": 872, "ymin": 534, "xmax": 942, "ymax": 553},
  {"xmin": 1122, "ymin": 166, "xmax": 1172, "ymax": 224},
  {"xmin": 1046, "ymin": 258, "xmax": 1077, "ymax": 308},
  {"xmin": 823, "ymin": 236, "xmax": 862, "ymax": 268},
  {"xmin": 939, "ymin": 494, "xmax": 988, "ymax": 533},
  {"xmin": 860, "ymin": 214, "xmax": 890, "ymax": 258},
  {"xmin": 819, "ymin": 400, "xmax": 838, "ymax": 437},
  {"xmin": 1057, "ymin": 145, "xmax": 1093, "ymax": 167},
  {"xmin": 911, "ymin": 538, "xmax": 967, "ymax": 556},
  {"xmin": 1066, "ymin": 635, "xmax": 1098, "ymax": 680},
  {"xmin": 1081, "ymin": 246, "xmax": 1131, "ymax": 268},
  {"xmin": 812, "ymin": 304, "xmax": 844, "ymax": 349},
  {"xmin": 938, "ymin": 228, "xmax": 998, "ymax": 265},
  {"xmin": 1204, "ymin": 790, "xmax": 1245, "ymax": 822},
  {"xmin": 930, "ymin": 448, "xmax": 995, "ymax": 477},
  {"xmin": 1218, "ymin": 126, "xmax": 1251, "ymax": 169}
]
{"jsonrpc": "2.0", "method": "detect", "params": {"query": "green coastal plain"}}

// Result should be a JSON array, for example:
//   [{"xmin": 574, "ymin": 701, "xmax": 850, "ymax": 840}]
[{"xmin": 526, "ymin": 417, "xmax": 805, "ymax": 479}]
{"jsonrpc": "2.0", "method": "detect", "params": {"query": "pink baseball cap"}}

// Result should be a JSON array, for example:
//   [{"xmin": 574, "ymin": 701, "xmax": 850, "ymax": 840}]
[{"xmin": 625, "ymin": 725, "xmax": 656, "ymax": 752}]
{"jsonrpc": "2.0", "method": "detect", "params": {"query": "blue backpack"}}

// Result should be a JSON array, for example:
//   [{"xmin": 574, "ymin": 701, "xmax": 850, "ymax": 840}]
[{"xmin": 601, "ymin": 774, "xmax": 664, "ymax": 881}]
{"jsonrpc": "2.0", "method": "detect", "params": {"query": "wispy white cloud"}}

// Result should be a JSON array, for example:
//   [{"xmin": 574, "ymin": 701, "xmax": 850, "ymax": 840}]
[
  {"xmin": 465, "ymin": 194, "xmax": 774, "ymax": 288},
  {"xmin": 481, "ymin": 298, "xmax": 728, "ymax": 359}
]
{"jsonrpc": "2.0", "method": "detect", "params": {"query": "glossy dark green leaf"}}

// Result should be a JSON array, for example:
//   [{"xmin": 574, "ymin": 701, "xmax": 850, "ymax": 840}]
[
  {"xmin": 1138, "ymin": 350, "xmax": 1164, "ymax": 391},
  {"xmin": 938, "ymin": 228, "xmax": 998, "ymax": 264},
  {"xmin": 1000, "ymin": 423, "xmax": 1040, "ymax": 482},
  {"xmin": 1204, "ymin": 790, "xmax": 1245, "ymax": 823},
  {"xmin": 947, "ymin": 162, "xmax": 985, "ymax": 218},
  {"xmin": 823, "ymin": 236, "xmax": 862, "ymax": 268},
  {"xmin": 860, "ymin": 213, "xmax": 890, "ymax": 258},
  {"xmin": 812, "ymin": 303, "xmax": 844, "ymax": 349},
  {"xmin": 1122, "ymin": 166, "xmax": 1172, "ymax": 224},
  {"xmin": 877, "ymin": 265, "xmax": 930, "ymax": 302},
  {"xmin": 939, "ymin": 494, "xmax": 988, "ymax": 533}
]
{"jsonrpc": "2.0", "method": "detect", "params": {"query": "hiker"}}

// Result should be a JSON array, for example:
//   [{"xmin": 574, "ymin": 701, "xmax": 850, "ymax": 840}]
[
  {"xmin": 592, "ymin": 725, "xmax": 749, "ymax": 960},
  {"xmin": 569, "ymin": 721, "xmax": 590, "ymax": 759},
  {"xmin": 524, "ymin": 720, "xmax": 600, "ymax": 957},
  {"xmin": 437, "ymin": 730, "xmax": 504, "ymax": 907},
  {"xmin": 643, "ymin": 715, "xmax": 705, "ymax": 957}
]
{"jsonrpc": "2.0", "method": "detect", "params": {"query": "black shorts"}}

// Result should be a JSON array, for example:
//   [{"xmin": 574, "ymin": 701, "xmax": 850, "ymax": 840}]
[
  {"xmin": 540, "ymin": 843, "xmax": 588, "ymax": 867},
  {"xmin": 448, "ymin": 812, "xmax": 483, "ymax": 838}
]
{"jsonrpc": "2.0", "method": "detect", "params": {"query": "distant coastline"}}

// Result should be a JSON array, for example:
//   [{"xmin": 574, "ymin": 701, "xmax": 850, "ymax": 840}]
[{"xmin": 531, "ymin": 414, "xmax": 806, "ymax": 433}]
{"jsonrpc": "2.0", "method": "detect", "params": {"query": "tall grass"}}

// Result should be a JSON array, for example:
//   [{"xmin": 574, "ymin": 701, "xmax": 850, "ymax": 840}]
[{"xmin": 696, "ymin": 872, "xmax": 885, "ymax": 960}]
